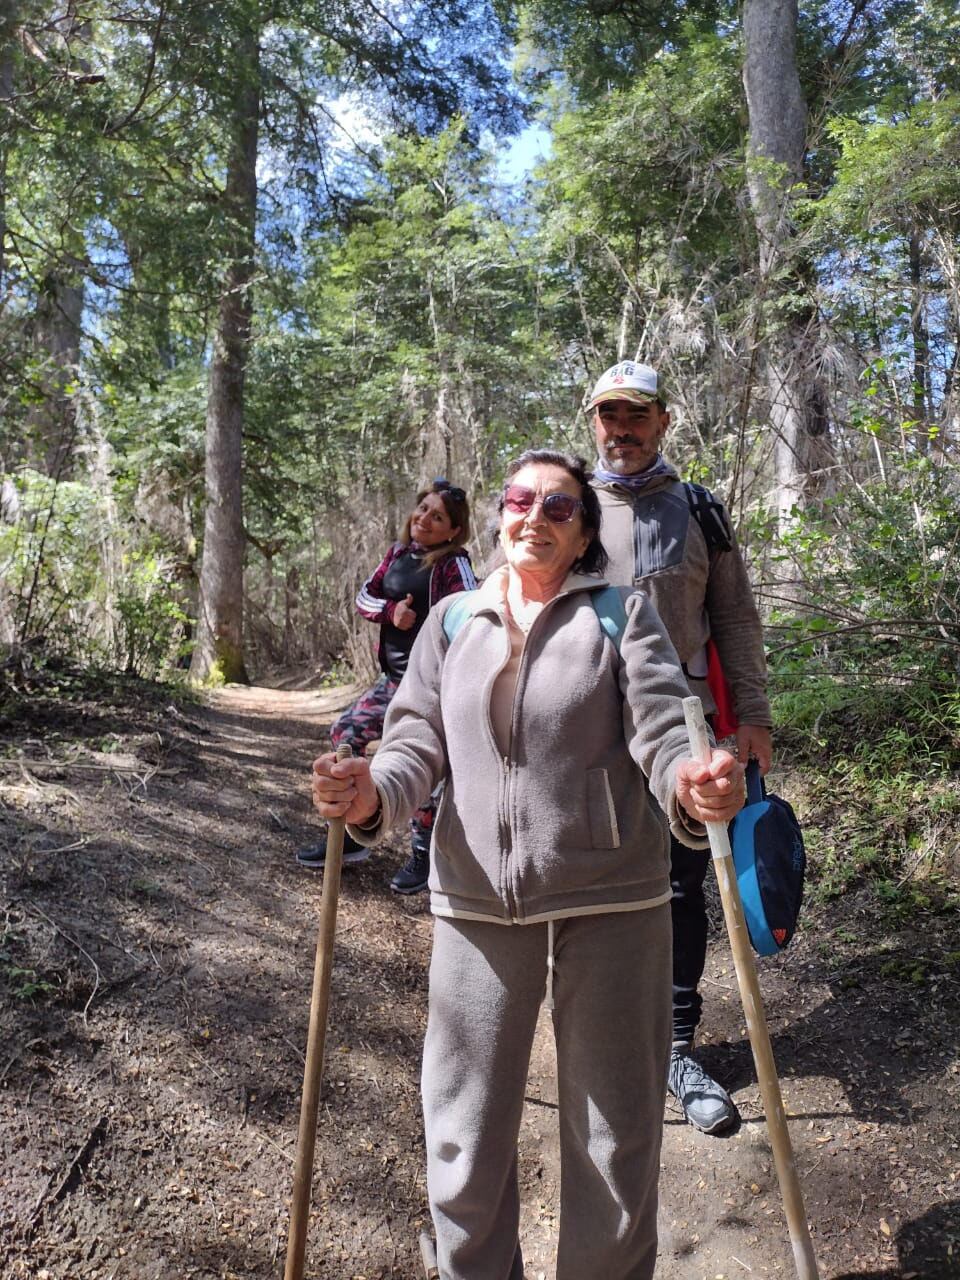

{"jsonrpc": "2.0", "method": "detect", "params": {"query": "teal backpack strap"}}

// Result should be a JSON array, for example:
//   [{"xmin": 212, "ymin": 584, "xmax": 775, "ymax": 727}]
[
  {"xmin": 441, "ymin": 590, "xmax": 481, "ymax": 643},
  {"xmin": 446, "ymin": 587, "xmax": 625, "ymax": 650},
  {"xmin": 591, "ymin": 585, "xmax": 628, "ymax": 654}
]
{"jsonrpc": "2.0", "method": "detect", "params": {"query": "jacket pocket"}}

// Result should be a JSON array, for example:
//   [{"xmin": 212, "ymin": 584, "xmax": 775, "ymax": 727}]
[{"xmin": 586, "ymin": 769, "xmax": 621, "ymax": 849}]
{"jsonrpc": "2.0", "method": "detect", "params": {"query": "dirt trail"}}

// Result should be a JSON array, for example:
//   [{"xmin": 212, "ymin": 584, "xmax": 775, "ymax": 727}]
[{"xmin": 1, "ymin": 682, "xmax": 957, "ymax": 1279}]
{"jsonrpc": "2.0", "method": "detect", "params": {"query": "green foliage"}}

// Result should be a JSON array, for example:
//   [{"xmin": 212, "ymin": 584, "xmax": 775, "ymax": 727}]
[
  {"xmin": 515, "ymin": 1, "xmax": 730, "ymax": 100},
  {"xmin": 0, "ymin": 468, "xmax": 191, "ymax": 677},
  {"xmin": 767, "ymin": 437, "xmax": 960, "ymax": 911},
  {"xmin": 2, "ymin": 0, "xmax": 959, "ymax": 952},
  {"xmin": 241, "ymin": 122, "xmax": 549, "ymax": 530},
  {"xmin": 0, "ymin": 928, "xmax": 58, "ymax": 1003},
  {"xmin": 115, "ymin": 557, "xmax": 191, "ymax": 676},
  {"xmin": 130, "ymin": 878, "xmax": 163, "ymax": 899},
  {"xmin": 193, "ymin": 654, "xmax": 234, "ymax": 690},
  {"xmin": 815, "ymin": 96, "xmax": 960, "ymax": 239},
  {"xmin": 791, "ymin": 758, "xmax": 959, "ymax": 914},
  {"xmin": 772, "ymin": 668, "xmax": 960, "ymax": 911},
  {"xmin": 0, "ymin": 965, "xmax": 58, "ymax": 1002},
  {"xmin": 767, "ymin": 453, "xmax": 960, "ymax": 694},
  {"xmin": 526, "ymin": 28, "xmax": 759, "ymax": 463}
]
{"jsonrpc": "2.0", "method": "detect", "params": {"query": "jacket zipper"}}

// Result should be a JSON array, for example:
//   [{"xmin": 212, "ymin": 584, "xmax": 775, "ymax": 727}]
[
  {"xmin": 500, "ymin": 755, "xmax": 517, "ymax": 921},
  {"xmin": 479, "ymin": 584, "xmax": 598, "ymax": 923},
  {"xmin": 501, "ymin": 598, "xmax": 563, "ymax": 923}
]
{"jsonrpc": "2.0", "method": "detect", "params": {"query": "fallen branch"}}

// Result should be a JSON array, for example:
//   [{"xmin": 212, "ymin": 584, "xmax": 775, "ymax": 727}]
[
  {"xmin": 22, "ymin": 903, "xmax": 101, "ymax": 1021},
  {"xmin": 0, "ymin": 758, "xmax": 181, "ymax": 775},
  {"xmin": 29, "ymin": 837, "xmax": 88, "ymax": 855},
  {"xmin": 28, "ymin": 1115, "xmax": 108, "ymax": 1231}
]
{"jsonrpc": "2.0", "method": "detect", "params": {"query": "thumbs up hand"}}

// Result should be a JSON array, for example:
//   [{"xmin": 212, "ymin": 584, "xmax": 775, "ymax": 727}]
[{"xmin": 393, "ymin": 594, "xmax": 417, "ymax": 631}]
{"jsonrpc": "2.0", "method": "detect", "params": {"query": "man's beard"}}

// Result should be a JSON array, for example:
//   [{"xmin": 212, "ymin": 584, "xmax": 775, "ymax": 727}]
[{"xmin": 599, "ymin": 441, "xmax": 656, "ymax": 475}]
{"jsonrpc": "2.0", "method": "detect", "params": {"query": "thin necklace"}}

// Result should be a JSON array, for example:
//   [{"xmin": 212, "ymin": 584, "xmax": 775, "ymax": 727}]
[{"xmin": 507, "ymin": 589, "xmax": 544, "ymax": 635}]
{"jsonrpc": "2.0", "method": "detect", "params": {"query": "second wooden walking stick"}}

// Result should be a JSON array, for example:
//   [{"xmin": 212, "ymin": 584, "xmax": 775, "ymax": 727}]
[
  {"xmin": 683, "ymin": 696, "xmax": 819, "ymax": 1280},
  {"xmin": 284, "ymin": 743, "xmax": 354, "ymax": 1280}
]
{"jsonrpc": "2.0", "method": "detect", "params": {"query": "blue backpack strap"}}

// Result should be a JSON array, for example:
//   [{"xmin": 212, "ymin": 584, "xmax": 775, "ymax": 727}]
[
  {"xmin": 591, "ymin": 585, "xmax": 628, "ymax": 654},
  {"xmin": 441, "ymin": 590, "xmax": 481, "ymax": 643},
  {"xmin": 446, "ymin": 586, "xmax": 626, "ymax": 650}
]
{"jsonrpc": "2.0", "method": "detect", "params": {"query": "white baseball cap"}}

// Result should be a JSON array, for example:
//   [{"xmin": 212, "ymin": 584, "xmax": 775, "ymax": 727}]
[{"xmin": 586, "ymin": 361, "xmax": 661, "ymax": 410}]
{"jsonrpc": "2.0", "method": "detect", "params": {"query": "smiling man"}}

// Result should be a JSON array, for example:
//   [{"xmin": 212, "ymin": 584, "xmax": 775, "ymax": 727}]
[{"xmin": 588, "ymin": 359, "xmax": 773, "ymax": 1135}]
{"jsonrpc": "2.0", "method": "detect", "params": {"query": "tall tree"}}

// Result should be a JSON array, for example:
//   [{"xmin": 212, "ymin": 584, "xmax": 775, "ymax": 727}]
[
  {"xmin": 528, "ymin": 28, "xmax": 758, "ymax": 486},
  {"xmin": 812, "ymin": 93, "xmax": 960, "ymax": 447},
  {"xmin": 190, "ymin": 15, "xmax": 260, "ymax": 684},
  {"xmin": 2, "ymin": 0, "xmax": 523, "ymax": 678},
  {"xmin": 183, "ymin": 0, "xmax": 522, "ymax": 681},
  {"xmin": 8, "ymin": 7, "xmax": 103, "ymax": 478},
  {"xmin": 742, "ymin": 0, "xmax": 829, "ymax": 529},
  {"xmin": 0, "ymin": 11, "xmax": 15, "ymax": 295},
  {"xmin": 25, "ymin": 254, "xmax": 85, "ymax": 477}
]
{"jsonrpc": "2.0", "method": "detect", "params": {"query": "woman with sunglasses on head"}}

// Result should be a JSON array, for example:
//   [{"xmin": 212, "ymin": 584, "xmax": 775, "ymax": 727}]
[
  {"xmin": 297, "ymin": 478, "xmax": 475, "ymax": 894},
  {"xmin": 311, "ymin": 449, "xmax": 744, "ymax": 1278}
]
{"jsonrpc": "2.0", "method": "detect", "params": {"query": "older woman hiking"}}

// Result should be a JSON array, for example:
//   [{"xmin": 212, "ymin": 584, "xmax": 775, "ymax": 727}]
[
  {"xmin": 312, "ymin": 449, "xmax": 744, "ymax": 1280},
  {"xmin": 297, "ymin": 477, "xmax": 475, "ymax": 894}
]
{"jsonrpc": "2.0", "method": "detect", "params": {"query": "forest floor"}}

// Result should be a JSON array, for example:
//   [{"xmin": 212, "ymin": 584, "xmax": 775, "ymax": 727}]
[{"xmin": 1, "ymin": 669, "xmax": 958, "ymax": 1280}]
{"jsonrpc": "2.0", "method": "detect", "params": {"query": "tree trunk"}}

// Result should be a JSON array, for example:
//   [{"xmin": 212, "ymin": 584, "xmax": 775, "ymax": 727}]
[
  {"xmin": 742, "ymin": 0, "xmax": 830, "ymax": 531},
  {"xmin": 283, "ymin": 562, "xmax": 299, "ymax": 665},
  {"xmin": 931, "ymin": 228, "xmax": 960, "ymax": 458},
  {"xmin": 189, "ymin": 27, "xmax": 259, "ymax": 684},
  {"xmin": 26, "ymin": 262, "xmax": 85, "ymax": 478},
  {"xmin": 425, "ymin": 274, "xmax": 454, "ymax": 479},
  {"xmin": 0, "ymin": 29, "xmax": 13, "ymax": 295},
  {"xmin": 616, "ymin": 290, "xmax": 632, "ymax": 361},
  {"xmin": 909, "ymin": 228, "xmax": 929, "ymax": 447}
]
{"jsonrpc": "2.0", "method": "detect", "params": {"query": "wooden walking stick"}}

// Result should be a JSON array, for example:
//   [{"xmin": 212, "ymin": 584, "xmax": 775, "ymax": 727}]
[
  {"xmin": 419, "ymin": 1231, "xmax": 440, "ymax": 1279},
  {"xmin": 683, "ymin": 696, "xmax": 819, "ymax": 1280},
  {"xmin": 284, "ymin": 743, "xmax": 354, "ymax": 1280}
]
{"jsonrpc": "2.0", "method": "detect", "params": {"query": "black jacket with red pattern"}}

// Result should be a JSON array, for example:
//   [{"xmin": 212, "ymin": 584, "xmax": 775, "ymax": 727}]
[{"xmin": 355, "ymin": 541, "xmax": 477, "ymax": 678}]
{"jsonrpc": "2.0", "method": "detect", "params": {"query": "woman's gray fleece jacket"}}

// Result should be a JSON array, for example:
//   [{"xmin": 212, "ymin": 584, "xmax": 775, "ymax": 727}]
[{"xmin": 350, "ymin": 569, "xmax": 711, "ymax": 925}]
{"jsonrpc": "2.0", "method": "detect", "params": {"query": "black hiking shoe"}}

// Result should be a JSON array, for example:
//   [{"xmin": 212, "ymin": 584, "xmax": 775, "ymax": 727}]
[
  {"xmin": 389, "ymin": 847, "xmax": 430, "ymax": 895},
  {"xmin": 667, "ymin": 1049, "xmax": 739, "ymax": 1134},
  {"xmin": 296, "ymin": 830, "xmax": 370, "ymax": 870}
]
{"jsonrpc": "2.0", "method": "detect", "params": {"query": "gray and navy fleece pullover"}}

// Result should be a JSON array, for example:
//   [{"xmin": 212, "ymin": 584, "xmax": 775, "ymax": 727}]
[{"xmin": 592, "ymin": 463, "xmax": 771, "ymax": 727}]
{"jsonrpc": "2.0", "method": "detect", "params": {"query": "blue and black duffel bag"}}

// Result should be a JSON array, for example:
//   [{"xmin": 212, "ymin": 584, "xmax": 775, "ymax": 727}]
[{"xmin": 729, "ymin": 761, "xmax": 806, "ymax": 957}]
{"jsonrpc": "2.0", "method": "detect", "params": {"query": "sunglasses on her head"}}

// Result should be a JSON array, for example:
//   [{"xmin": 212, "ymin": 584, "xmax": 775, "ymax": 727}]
[
  {"xmin": 502, "ymin": 484, "xmax": 583, "ymax": 524},
  {"xmin": 432, "ymin": 477, "xmax": 466, "ymax": 502}
]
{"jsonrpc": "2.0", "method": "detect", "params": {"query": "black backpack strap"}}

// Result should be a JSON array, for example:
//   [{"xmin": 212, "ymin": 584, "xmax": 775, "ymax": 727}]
[{"xmin": 684, "ymin": 482, "xmax": 733, "ymax": 556}]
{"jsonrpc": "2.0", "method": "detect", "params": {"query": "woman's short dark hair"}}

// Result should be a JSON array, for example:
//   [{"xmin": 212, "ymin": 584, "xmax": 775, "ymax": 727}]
[{"xmin": 495, "ymin": 449, "xmax": 608, "ymax": 576}]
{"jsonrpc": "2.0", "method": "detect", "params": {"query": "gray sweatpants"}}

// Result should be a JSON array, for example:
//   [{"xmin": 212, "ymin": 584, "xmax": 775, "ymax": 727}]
[{"xmin": 422, "ymin": 907, "xmax": 672, "ymax": 1280}]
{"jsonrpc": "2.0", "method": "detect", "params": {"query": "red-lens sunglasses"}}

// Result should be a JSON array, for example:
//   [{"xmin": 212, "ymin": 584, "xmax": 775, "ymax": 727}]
[{"xmin": 502, "ymin": 484, "xmax": 582, "ymax": 524}]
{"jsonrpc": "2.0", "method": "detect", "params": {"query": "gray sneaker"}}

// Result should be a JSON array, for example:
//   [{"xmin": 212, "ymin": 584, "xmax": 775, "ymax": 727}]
[
  {"xmin": 667, "ymin": 1050, "xmax": 739, "ymax": 1134},
  {"xmin": 389, "ymin": 847, "xmax": 430, "ymax": 895},
  {"xmin": 296, "ymin": 831, "xmax": 371, "ymax": 869}
]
